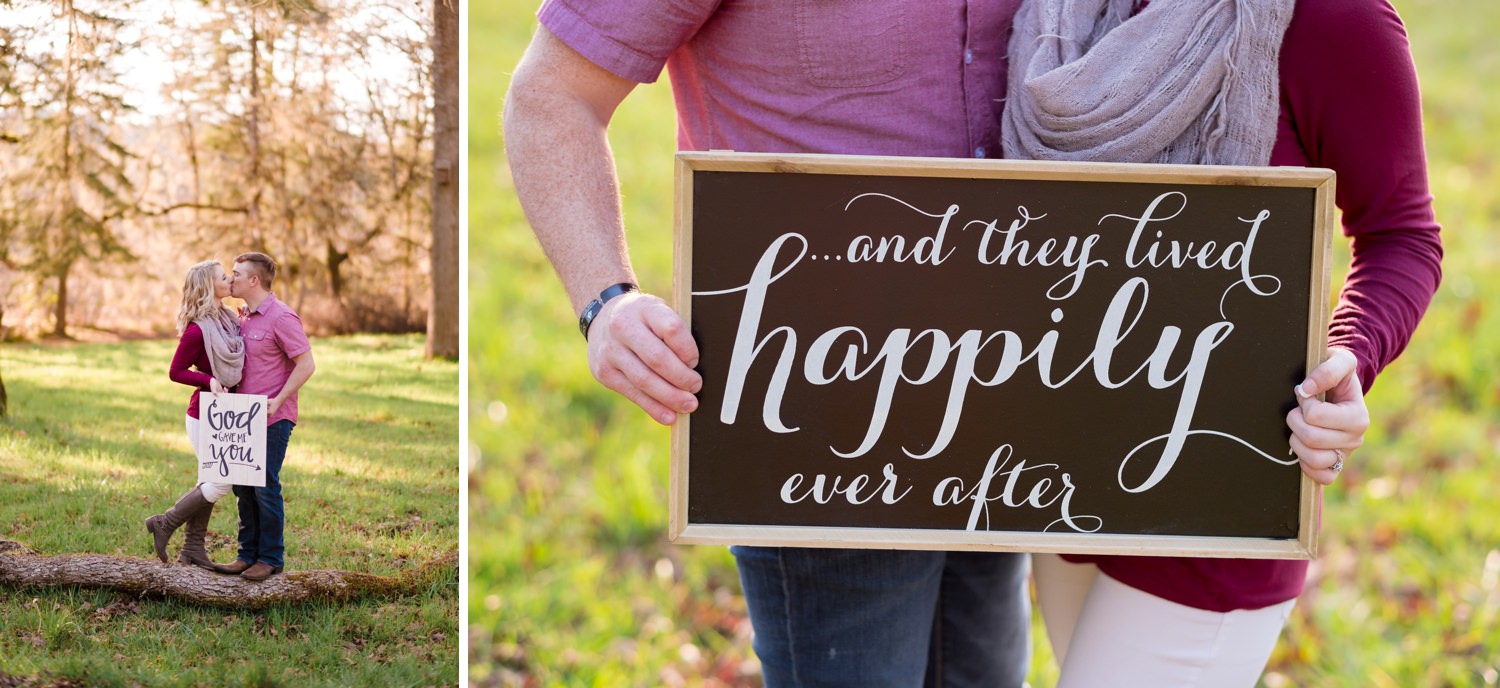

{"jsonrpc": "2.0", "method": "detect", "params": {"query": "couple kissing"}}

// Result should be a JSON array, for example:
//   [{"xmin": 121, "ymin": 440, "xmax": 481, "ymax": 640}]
[{"xmin": 144, "ymin": 252, "xmax": 315, "ymax": 582}]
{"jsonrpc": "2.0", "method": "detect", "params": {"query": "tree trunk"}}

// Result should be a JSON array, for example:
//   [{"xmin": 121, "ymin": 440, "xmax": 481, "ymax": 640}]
[
  {"xmin": 0, "ymin": 540, "xmax": 456, "ymax": 610},
  {"xmin": 326, "ymin": 238, "xmax": 348, "ymax": 299},
  {"xmin": 182, "ymin": 104, "xmax": 202, "ymax": 228},
  {"xmin": 247, "ymin": 18, "xmax": 264, "ymax": 250},
  {"xmin": 54, "ymin": 0, "xmax": 76, "ymax": 340},
  {"xmin": 51, "ymin": 262, "xmax": 69, "ymax": 338},
  {"xmin": 0, "ymin": 299, "xmax": 6, "ymax": 417},
  {"xmin": 426, "ymin": 0, "xmax": 459, "ymax": 360}
]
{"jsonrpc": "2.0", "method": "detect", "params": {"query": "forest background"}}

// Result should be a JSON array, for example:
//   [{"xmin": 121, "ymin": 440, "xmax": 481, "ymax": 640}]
[
  {"xmin": 0, "ymin": 0, "xmax": 459, "ymax": 353},
  {"xmin": 469, "ymin": 0, "xmax": 1500, "ymax": 685}
]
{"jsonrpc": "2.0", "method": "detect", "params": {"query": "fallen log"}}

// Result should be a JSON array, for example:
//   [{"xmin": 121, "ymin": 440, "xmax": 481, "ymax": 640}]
[{"xmin": 0, "ymin": 540, "xmax": 456, "ymax": 609}]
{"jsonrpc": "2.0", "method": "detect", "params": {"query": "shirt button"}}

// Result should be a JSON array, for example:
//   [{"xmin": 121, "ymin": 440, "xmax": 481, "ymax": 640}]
[
  {"xmin": 975, "ymin": 147, "xmax": 987, "ymax": 158},
  {"xmin": 964, "ymin": 49, "xmax": 974, "ymax": 65}
]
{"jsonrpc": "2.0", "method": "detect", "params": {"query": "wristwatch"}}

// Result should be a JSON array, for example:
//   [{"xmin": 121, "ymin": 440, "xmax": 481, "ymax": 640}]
[{"xmin": 578, "ymin": 282, "xmax": 639, "ymax": 340}]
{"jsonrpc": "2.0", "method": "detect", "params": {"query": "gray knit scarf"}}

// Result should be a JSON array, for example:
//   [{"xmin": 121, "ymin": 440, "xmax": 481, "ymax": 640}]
[
  {"xmin": 195, "ymin": 310, "xmax": 244, "ymax": 389},
  {"xmin": 1002, "ymin": 0, "xmax": 1296, "ymax": 166}
]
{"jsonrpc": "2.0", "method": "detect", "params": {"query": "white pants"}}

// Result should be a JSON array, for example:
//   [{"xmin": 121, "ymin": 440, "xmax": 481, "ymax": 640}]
[
  {"xmin": 1033, "ymin": 553, "xmax": 1295, "ymax": 687},
  {"xmin": 185, "ymin": 415, "xmax": 233, "ymax": 503}
]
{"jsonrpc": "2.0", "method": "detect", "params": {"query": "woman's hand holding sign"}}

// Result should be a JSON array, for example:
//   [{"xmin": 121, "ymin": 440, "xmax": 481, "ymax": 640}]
[
  {"xmin": 588, "ymin": 291, "xmax": 702, "ymax": 426},
  {"xmin": 1288, "ymin": 347, "xmax": 1369, "ymax": 485}
]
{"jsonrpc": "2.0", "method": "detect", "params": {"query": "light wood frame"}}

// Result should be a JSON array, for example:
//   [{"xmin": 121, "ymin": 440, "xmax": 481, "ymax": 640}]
[{"xmin": 670, "ymin": 151, "xmax": 1335, "ymax": 559}]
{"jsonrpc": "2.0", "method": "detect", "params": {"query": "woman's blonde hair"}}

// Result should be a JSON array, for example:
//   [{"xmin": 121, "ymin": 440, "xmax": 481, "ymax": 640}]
[{"xmin": 176, "ymin": 260, "xmax": 235, "ymax": 335}]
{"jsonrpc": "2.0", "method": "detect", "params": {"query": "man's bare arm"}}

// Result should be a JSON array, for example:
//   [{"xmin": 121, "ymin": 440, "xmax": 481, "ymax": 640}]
[{"xmin": 505, "ymin": 26, "xmax": 700, "ymax": 425}]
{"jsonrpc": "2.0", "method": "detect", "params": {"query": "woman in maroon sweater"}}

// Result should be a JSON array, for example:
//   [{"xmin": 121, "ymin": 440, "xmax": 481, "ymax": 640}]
[
  {"xmin": 1004, "ymin": 0, "xmax": 1443, "ymax": 683},
  {"xmin": 145, "ymin": 260, "xmax": 245, "ymax": 569}
]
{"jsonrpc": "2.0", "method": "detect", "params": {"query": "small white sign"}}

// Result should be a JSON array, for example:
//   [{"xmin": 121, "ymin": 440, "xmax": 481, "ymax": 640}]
[{"xmin": 197, "ymin": 392, "xmax": 268, "ymax": 487}]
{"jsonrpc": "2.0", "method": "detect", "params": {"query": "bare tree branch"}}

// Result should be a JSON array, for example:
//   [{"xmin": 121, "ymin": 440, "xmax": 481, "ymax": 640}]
[{"xmin": 137, "ymin": 202, "xmax": 252, "ymax": 217}]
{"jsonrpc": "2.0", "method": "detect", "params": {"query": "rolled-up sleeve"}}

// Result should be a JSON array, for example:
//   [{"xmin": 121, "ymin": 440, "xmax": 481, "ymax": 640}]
[
  {"xmin": 273, "ymin": 312, "xmax": 312, "ymax": 360},
  {"xmin": 538, "ymin": 0, "xmax": 720, "ymax": 83}
]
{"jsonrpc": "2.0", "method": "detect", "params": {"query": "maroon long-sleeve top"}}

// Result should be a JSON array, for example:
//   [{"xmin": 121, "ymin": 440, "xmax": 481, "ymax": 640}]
[
  {"xmin": 169, "ymin": 322, "xmax": 219, "ymax": 419},
  {"xmin": 1062, "ymin": 0, "xmax": 1445, "ymax": 611}
]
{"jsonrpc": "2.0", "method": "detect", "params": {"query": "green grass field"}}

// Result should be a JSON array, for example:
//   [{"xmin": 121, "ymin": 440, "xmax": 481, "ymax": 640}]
[
  {"xmin": 0, "ymin": 334, "xmax": 459, "ymax": 687},
  {"xmin": 470, "ymin": 2, "xmax": 1500, "ymax": 685}
]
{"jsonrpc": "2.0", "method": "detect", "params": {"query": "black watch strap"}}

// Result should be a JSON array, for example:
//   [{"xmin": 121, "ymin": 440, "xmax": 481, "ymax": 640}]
[{"xmin": 578, "ymin": 282, "xmax": 639, "ymax": 340}]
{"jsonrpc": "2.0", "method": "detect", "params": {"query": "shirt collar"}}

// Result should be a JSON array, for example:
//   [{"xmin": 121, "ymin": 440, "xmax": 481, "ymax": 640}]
[{"xmin": 248, "ymin": 292, "xmax": 281, "ymax": 317}]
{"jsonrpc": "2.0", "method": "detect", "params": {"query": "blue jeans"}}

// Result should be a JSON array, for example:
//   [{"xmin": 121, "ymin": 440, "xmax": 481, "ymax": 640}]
[
  {"xmin": 732, "ymin": 547, "xmax": 1030, "ymax": 687},
  {"xmin": 233, "ymin": 419, "xmax": 294, "ymax": 569}
]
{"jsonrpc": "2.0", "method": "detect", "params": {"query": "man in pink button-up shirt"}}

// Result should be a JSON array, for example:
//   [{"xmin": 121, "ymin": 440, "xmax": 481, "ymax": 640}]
[
  {"xmin": 209, "ymin": 252, "xmax": 315, "ymax": 582},
  {"xmin": 506, "ymin": 3, "xmax": 1029, "ymax": 685}
]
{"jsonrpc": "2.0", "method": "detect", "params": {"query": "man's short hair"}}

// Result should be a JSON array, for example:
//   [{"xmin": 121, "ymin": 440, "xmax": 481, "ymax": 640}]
[{"xmin": 235, "ymin": 252, "xmax": 278, "ymax": 290}]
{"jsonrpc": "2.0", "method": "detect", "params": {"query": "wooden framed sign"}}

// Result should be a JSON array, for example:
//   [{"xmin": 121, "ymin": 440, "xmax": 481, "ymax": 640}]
[
  {"xmin": 670, "ymin": 152, "xmax": 1334, "ymax": 559},
  {"xmin": 197, "ymin": 392, "xmax": 269, "ymax": 488}
]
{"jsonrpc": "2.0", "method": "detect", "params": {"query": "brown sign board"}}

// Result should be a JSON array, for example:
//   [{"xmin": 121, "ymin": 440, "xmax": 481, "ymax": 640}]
[{"xmin": 671, "ymin": 152, "xmax": 1334, "ymax": 559}]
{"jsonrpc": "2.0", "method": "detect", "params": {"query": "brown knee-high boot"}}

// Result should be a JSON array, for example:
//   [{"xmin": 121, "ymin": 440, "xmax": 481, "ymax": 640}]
[
  {"xmin": 144, "ymin": 486, "xmax": 210, "ymax": 563},
  {"xmin": 177, "ymin": 499, "xmax": 215, "ymax": 569}
]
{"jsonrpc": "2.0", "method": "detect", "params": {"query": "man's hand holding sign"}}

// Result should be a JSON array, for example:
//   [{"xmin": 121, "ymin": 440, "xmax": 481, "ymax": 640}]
[{"xmin": 586, "ymin": 290, "xmax": 702, "ymax": 426}]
